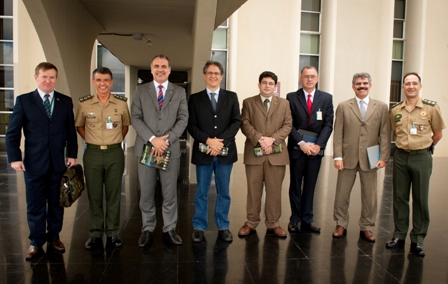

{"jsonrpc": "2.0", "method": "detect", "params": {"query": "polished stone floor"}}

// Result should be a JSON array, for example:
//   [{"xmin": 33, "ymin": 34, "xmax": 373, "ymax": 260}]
[{"xmin": 1, "ymin": 148, "xmax": 448, "ymax": 284}]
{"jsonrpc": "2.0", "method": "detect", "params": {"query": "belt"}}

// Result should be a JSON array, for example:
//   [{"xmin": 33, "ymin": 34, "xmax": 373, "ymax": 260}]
[
  {"xmin": 86, "ymin": 143, "xmax": 121, "ymax": 150},
  {"xmin": 397, "ymin": 148, "xmax": 429, "ymax": 155}
]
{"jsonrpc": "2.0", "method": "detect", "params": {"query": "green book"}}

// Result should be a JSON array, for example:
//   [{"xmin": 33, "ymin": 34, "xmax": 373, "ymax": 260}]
[
  {"xmin": 140, "ymin": 143, "xmax": 171, "ymax": 171},
  {"xmin": 253, "ymin": 144, "xmax": 282, "ymax": 157}
]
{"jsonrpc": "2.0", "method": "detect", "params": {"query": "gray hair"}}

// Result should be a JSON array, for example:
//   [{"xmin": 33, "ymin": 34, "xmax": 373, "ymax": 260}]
[{"xmin": 352, "ymin": 72, "xmax": 372, "ymax": 84}]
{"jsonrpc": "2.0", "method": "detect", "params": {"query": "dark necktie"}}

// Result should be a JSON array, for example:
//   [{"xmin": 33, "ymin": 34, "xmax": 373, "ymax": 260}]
[
  {"xmin": 210, "ymin": 92, "xmax": 217, "ymax": 111},
  {"xmin": 158, "ymin": 85, "xmax": 164, "ymax": 110},
  {"xmin": 263, "ymin": 99, "xmax": 269, "ymax": 113},
  {"xmin": 44, "ymin": 94, "xmax": 51, "ymax": 117},
  {"xmin": 307, "ymin": 93, "xmax": 312, "ymax": 125}
]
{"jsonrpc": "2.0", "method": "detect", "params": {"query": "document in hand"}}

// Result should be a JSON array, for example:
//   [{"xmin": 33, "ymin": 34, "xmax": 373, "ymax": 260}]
[
  {"xmin": 298, "ymin": 129, "xmax": 318, "ymax": 143},
  {"xmin": 367, "ymin": 145, "xmax": 380, "ymax": 169}
]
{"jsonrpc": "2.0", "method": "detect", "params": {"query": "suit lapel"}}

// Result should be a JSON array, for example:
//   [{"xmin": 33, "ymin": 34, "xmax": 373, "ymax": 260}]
[
  {"xmin": 349, "ymin": 98, "xmax": 363, "ymax": 121},
  {"xmin": 267, "ymin": 96, "xmax": 279, "ymax": 118},
  {"xmin": 200, "ymin": 90, "xmax": 215, "ymax": 113},
  {"xmin": 216, "ymin": 89, "xmax": 226, "ymax": 113},
  {"xmin": 256, "ymin": 96, "xmax": 267, "ymax": 116},
  {"xmin": 364, "ymin": 100, "xmax": 377, "ymax": 122},
  {"xmin": 297, "ymin": 89, "xmax": 308, "ymax": 113},
  {"xmin": 311, "ymin": 90, "xmax": 321, "ymax": 113},
  {"xmin": 31, "ymin": 90, "xmax": 50, "ymax": 118},
  {"xmin": 149, "ymin": 82, "xmax": 160, "ymax": 111},
  {"xmin": 51, "ymin": 92, "xmax": 64, "ymax": 120}
]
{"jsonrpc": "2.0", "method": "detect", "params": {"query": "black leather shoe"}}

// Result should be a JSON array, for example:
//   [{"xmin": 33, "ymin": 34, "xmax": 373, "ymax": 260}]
[
  {"xmin": 85, "ymin": 237, "xmax": 102, "ymax": 250},
  {"xmin": 192, "ymin": 230, "xmax": 204, "ymax": 243},
  {"xmin": 288, "ymin": 222, "xmax": 299, "ymax": 232},
  {"xmin": 385, "ymin": 237, "xmax": 405, "ymax": 248},
  {"xmin": 410, "ymin": 242, "xmax": 425, "ymax": 257},
  {"xmin": 138, "ymin": 230, "xmax": 153, "ymax": 248},
  {"xmin": 164, "ymin": 229, "xmax": 183, "ymax": 245},
  {"xmin": 106, "ymin": 236, "xmax": 122, "ymax": 248},
  {"xmin": 218, "ymin": 230, "xmax": 233, "ymax": 242},
  {"xmin": 301, "ymin": 222, "xmax": 321, "ymax": 233}
]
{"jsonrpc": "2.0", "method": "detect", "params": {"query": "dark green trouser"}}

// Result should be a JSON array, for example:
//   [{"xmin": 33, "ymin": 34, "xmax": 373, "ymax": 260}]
[
  {"xmin": 83, "ymin": 147, "xmax": 124, "ymax": 237},
  {"xmin": 393, "ymin": 149, "xmax": 432, "ymax": 243}
]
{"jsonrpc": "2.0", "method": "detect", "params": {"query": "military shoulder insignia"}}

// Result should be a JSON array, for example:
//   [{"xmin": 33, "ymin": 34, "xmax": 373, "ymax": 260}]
[
  {"xmin": 390, "ymin": 101, "xmax": 402, "ymax": 110},
  {"xmin": 113, "ymin": 94, "xmax": 128, "ymax": 102},
  {"xmin": 394, "ymin": 114, "xmax": 402, "ymax": 121},
  {"xmin": 79, "ymin": 94, "xmax": 93, "ymax": 102},
  {"xmin": 422, "ymin": 99, "xmax": 437, "ymax": 106}
]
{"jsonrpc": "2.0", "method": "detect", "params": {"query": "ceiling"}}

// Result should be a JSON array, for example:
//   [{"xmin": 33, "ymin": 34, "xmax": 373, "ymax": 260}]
[{"xmin": 78, "ymin": 0, "xmax": 246, "ymax": 71}]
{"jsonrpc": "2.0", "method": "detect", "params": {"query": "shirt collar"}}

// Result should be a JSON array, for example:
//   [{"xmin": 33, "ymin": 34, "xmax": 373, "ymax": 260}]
[
  {"xmin": 260, "ymin": 95, "xmax": 272, "ymax": 103},
  {"xmin": 153, "ymin": 81, "xmax": 169, "ymax": 90},
  {"xmin": 37, "ymin": 88, "xmax": 54, "ymax": 100},
  {"xmin": 206, "ymin": 88, "xmax": 220, "ymax": 96},
  {"xmin": 303, "ymin": 89, "xmax": 316, "ymax": 100},
  {"xmin": 355, "ymin": 96, "xmax": 370, "ymax": 105}
]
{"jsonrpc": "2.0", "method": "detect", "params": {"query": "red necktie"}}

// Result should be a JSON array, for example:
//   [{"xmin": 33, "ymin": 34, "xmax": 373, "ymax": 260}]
[
  {"xmin": 157, "ymin": 85, "xmax": 164, "ymax": 109},
  {"xmin": 307, "ymin": 93, "xmax": 312, "ymax": 125}
]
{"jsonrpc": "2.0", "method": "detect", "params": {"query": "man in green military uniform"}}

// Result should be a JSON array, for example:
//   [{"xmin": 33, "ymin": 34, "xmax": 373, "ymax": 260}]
[
  {"xmin": 386, "ymin": 72, "xmax": 445, "ymax": 257},
  {"xmin": 75, "ymin": 67, "xmax": 131, "ymax": 250}
]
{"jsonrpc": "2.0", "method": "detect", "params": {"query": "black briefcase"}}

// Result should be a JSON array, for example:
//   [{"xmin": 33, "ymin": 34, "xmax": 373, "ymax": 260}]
[{"xmin": 59, "ymin": 164, "xmax": 85, "ymax": 207}]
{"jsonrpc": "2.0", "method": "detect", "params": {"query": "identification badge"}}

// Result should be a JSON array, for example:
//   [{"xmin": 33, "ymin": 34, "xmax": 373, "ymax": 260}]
[
  {"xmin": 410, "ymin": 123, "xmax": 417, "ymax": 135},
  {"xmin": 316, "ymin": 109, "xmax": 322, "ymax": 120},
  {"xmin": 106, "ymin": 116, "xmax": 113, "ymax": 130}
]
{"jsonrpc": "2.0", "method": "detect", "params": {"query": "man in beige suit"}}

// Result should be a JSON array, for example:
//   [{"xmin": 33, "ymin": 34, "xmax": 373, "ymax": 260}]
[
  {"xmin": 332, "ymin": 72, "xmax": 390, "ymax": 242},
  {"xmin": 238, "ymin": 71, "xmax": 292, "ymax": 238}
]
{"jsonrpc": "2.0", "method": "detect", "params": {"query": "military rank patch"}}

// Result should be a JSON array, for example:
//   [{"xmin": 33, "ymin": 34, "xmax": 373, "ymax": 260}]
[
  {"xmin": 394, "ymin": 114, "xmax": 402, "ymax": 121},
  {"xmin": 79, "ymin": 94, "xmax": 93, "ymax": 102},
  {"xmin": 113, "ymin": 94, "xmax": 128, "ymax": 101},
  {"xmin": 422, "ymin": 99, "xmax": 437, "ymax": 106}
]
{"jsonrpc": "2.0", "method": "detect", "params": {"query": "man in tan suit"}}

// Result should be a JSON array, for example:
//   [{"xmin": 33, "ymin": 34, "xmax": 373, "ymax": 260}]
[
  {"xmin": 238, "ymin": 71, "xmax": 292, "ymax": 238},
  {"xmin": 332, "ymin": 72, "xmax": 390, "ymax": 242}
]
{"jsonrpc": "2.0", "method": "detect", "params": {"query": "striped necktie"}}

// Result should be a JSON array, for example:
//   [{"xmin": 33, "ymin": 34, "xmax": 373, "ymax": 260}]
[
  {"xmin": 44, "ymin": 94, "xmax": 51, "ymax": 117},
  {"xmin": 157, "ymin": 85, "xmax": 164, "ymax": 110}
]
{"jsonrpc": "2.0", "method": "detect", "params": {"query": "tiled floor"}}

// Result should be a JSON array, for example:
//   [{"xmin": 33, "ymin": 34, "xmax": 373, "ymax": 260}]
[{"xmin": 1, "ymin": 148, "xmax": 448, "ymax": 283}]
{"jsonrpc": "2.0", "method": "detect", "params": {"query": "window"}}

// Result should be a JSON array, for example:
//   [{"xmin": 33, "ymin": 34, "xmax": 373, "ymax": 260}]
[
  {"xmin": 211, "ymin": 20, "xmax": 228, "ymax": 89},
  {"xmin": 96, "ymin": 44, "xmax": 125, "ymax": 96},
  {"xmin": 300, "ymin": 0, "xmax": 321, "ymax": 86},
  {"xmin": 390, "ymin": 0, "xmax": 406, "ymax": 109},
  {"xmin": 0, "ymin": 0, "xmax": 13, "ymax": 139}
]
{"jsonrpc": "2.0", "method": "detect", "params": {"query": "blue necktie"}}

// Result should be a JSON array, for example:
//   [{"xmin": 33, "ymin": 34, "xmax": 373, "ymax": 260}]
[
  {"xmin": 210, "ymin": 92, "xmax": 217, "ymax": 111},
  {"xmin": 44, "ymin": 94, "xmax": 51, "ymax": 117}
]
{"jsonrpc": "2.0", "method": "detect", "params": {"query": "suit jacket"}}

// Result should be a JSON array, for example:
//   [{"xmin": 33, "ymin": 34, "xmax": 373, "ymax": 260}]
[
  {"xmin": 333, "ymin": 97, "xmax": 391, "ymax": 171},
  {"xmin": 241, "ymin": 95, "xmax": 292, "ymax": 165},
  {"xmin": 5, "ymin": 90, "xmax": 78, "ymax": 175},
  {"xmin": 188, "ymin": 89, "xmax": 241, "ymax": 165},
  {"xmin": 287, "ymin": 89, "xmax": 334, "ymax": 159},
  {"xmin": 131, "ymin": 81, "xmax": 188, "ymax": 159}
]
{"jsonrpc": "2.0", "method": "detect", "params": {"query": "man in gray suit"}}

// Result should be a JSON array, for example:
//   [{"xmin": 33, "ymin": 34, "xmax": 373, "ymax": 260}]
[
  {"xmin": 131, "ymin": 54, "xmax": 188, "ymax": 246},
  {"xmin": 332, "ymin": 72, "xmax": 390, "ymax": 242}
]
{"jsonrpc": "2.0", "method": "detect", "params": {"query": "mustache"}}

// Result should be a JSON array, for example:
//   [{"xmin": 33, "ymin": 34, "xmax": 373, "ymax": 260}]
[{"xmin": 357, "ymin": 87, "xmax": 368, "ymax": 91}]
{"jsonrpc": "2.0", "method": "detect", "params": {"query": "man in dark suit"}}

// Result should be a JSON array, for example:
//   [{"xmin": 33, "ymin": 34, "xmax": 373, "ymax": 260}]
[
  {"xmin": 131, "ymin": 54, "xmax": 188, "ymax": 247},
  {"xmin": 238, "ymin": 71, "xmax": 292, "ymax": 238},
  {"xmin": 188, "ymin": 61, "xmax": 241, "ymax": 243},
  {"xmin": 287, "ymin": 66, "xmax": 334, "ymax": 234},
  {"xmin": 332, "ymin": 72, "xmax": 390, "ymax": 242},
  {"xmin": 6, "ymin": 62, "xmax": 78, "ymax": 260}
]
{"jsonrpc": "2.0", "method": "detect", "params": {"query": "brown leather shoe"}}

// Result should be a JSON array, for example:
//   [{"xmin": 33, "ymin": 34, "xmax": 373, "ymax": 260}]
[
  {"xmin": 49, "ymin": 240, "xmax": 66, "ymax": 253},
  {"xmin": 332, "ymin": 225, "xmax": 346, "ymax": 238},
  {"xmin": 25, "ymin": 246, "xmax": 43, "ymax": 261},
  {"xmin": 360, "ymin": 230, "xmax": 376, "ymax": 242},
  {"xmin": 269, "ymin": 227, "xmax": 287, "ymax": 238},
  {"xmin": 238, "ymin": 224, "xmax": 253, "ymax": 236}
]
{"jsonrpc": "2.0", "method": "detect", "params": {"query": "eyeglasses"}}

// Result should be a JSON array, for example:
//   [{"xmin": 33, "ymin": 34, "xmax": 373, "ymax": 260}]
[
  {"xmin": 206, "ymin": 72, "xmax": 222, "ymax": 76},
  {"xmin": 403, "ymin": 81, "xmax": 420, "ymax": 86},
  {"xmin": 260, "ymin": 81, "xmax": 276, "ymax": 86},
  {"xmin": 301, "ymin": 75, "xmax": 317, "ymax": 79}
]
